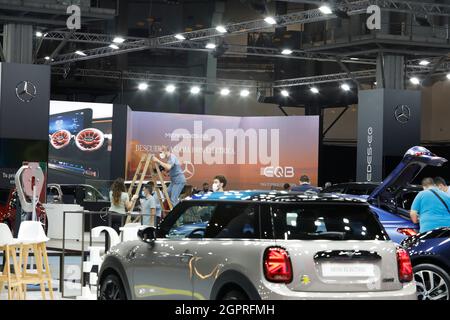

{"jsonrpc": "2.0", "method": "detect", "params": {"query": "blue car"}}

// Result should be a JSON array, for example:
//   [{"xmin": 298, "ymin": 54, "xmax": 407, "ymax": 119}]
[
  {"xmin": 401, "ymin": 228, "xmax": 450, "ymax": 300},
  {"xmin": 324, "ymin": 146, "xmax": 448, "ymax": 243}
]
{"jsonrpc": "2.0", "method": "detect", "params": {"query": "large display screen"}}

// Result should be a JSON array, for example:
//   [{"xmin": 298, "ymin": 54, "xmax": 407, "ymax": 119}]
[
  {"xmin": 48, "ymin": 101, "xmax": 113, "ymax": 185},
  {"xmin": 126, "ymin": 112, "xmax": 319, "ymax": 190},
  {"xmin": 49, "ymin": 109, "xmax": 91, "ymax": 135}
]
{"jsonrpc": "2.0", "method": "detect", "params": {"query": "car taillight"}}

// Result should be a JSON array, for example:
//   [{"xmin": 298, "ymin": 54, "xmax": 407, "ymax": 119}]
[
  {"xmin": 396, "ymin": 247, "xmax": 413, "ymax": 282},
  {"xmin": 263, "ymin": 247, "xmax": 293, "ymax": 283},
  {"xmin": 397, "ymin": 228, "xmax": 418, "ymax": 237}
]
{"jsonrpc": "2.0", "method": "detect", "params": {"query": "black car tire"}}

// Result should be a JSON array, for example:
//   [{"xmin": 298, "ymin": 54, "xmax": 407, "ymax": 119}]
[
  {"xmin": 414, "ymin": 263, "xmax": 450, "ymax": 300},
  {"xmin": 221, "ymin": 289, "xmax": 248, "ymax": 300},
  {"xmin": 99, "ymin": 274, "xmax": 127, "ymax": 300}
]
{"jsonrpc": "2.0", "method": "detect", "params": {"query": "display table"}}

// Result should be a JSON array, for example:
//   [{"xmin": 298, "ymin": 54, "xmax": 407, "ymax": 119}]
[{"xmin": 44, "ymin": 204, "xmax": 84, "ymax": 240}]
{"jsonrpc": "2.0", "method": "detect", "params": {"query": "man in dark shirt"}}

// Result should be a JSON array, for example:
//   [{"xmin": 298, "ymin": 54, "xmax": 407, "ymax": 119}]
[{"xmin": 291, "ymin": 175, "xmax": 320, "ymax": 193}]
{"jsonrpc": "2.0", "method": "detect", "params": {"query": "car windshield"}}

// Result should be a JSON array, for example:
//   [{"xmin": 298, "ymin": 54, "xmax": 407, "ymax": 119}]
[{"xmin": 271, "ymin": 203, "xmax": 388, "ymax": 241}]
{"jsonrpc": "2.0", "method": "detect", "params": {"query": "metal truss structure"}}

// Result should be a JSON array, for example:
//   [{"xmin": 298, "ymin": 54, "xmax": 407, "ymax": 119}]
[
  {"xmin": 52, "ymin": 58, "xmax": 450, "ymax": 90},
  {"xmin": 41, "ymin": 31, "xmax": 376, "ymax": 65},
  {"xmin": 45, "ymin": 0, "xmax": 450, "ymax": 65},
  {"xmin": 273, "ymin": 69, "xmax": 377, "ymax": 87},
  {"xmin": 51, "ymin": 67, "xmax": 266, "ymax": 88}
]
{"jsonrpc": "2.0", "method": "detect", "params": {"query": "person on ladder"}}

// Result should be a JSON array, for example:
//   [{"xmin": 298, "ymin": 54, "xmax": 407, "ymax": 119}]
[{"xmin": 152, "ymin": 146, "xmax": 186, "ymax": 207}]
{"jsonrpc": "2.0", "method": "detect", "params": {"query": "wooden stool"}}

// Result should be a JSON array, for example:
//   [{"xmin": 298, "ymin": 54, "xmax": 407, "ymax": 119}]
[
  {"xmin": 19, "ymin": 242, "xmax": 54, "ymax": 300},
  {"xmin": 17, "ymin": 221, "xmax": 53, "ymax": 300},
  {"xmin": 0, "ymin": 223, "xmax": 24, "ymax": 300}
]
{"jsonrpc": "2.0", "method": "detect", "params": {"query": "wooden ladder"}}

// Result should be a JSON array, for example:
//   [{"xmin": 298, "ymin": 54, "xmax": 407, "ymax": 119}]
[{"xmin": 126, "ymin": 154, "xmax": 173, "ymax": 224}]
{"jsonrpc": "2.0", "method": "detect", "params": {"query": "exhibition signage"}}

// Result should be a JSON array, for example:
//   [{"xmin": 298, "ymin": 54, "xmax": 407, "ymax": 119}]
[
  {"xmin": 357, "ymin": 89, "xmax": 421, "ymax": 182},
  {"xmin": 126, "ymin": 112, "xmax": 319, "ymax": 190},
  {"xmin": 0, "ymin": 63, "xmax": 50, "ymax": 188}
]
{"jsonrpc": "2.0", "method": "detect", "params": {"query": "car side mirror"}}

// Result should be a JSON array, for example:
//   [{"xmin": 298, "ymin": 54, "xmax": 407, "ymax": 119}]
[{"xmin": 138, "ymin": 226, "xmax": 156, "ymax": 244}]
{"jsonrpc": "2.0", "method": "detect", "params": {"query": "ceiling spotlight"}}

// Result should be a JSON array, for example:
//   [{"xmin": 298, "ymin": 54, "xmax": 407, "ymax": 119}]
[
  {"xmin": 341, "ymin": 83, "xmax": 351, "ymax": 91},
  {"xmin": 165, "ymin": 84, "xmax": 176, "ymax": 93},
  {"xmin": 174, "ymin": 34, "xmax": 186, "ymax": 40},
  {"xmin": 113, "ymin": 37, "xmax": 125, "ymax": 44},
  {"xmin": 447, "ymin": 74, "xmax": 450, "ymax": 80},
  {"xmin": 35, "ymin": 31, "xmax": 43, "ymax": 37},
  {"xmin": 138, "ymin": 83, "xmax": 149, "ymax": 91},
  {"xmin": 220, "ymin": 88, "xmax": 230, "ymax": 96},
  {"xmin": 205, "ymin": 43, "xmax": 216, "ymax": 49},
  {"xmin": 216, "ymin": 25, "xmax": 227, "ymax": 33},
  {"xmin": 419, "ymin": 60, "xmax": 430, "ymax": 66},
  {"xmin": 109, "ymin": 44, "xmax": 119, "ymax": 50},
  {"xmin": 240, "ymin": 89, "xmax": 250, "ymax": 97},
  {"xmin": 264, "ymin": 16, "xmax": 277, "ymax": 25},
  {"xmin": 190, "ymin": 86, "xmax": 201, "ymax": 94},
  {"xmin": 75, "ymin": 50, "xmax": 86, "ymax": 56},
  {"xmin": 281, "ymin": 49, "xmax": 293, "ymax": 55},
  {"xmin": 310, "ymin": 87, "xmax": 319, "ymax": 94},
  {"xmin": 410, "ymin": 77, "xmax": 420, "ymax": 85},
  {"xmin": 44, "ymin": 56, "xmax": 51, "ymax": 61},
  {"xmin": 281, "ymin": 89, "xmax": 289, "ymax": 97},
  {"xmin": 319, "ymin": 5, "xmax": 333, "ymax": 15}
]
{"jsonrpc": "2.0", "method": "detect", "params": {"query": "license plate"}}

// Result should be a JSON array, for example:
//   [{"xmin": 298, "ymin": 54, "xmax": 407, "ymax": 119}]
[{"xmin": 321, "ymin": 263, "xmax": 375, "ymax": 277}]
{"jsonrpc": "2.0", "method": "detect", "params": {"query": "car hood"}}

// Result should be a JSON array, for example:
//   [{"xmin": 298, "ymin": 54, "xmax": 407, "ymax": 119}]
[{"xmin": 368, "ymin": 146, "xmax": 447, "ymax": 201}]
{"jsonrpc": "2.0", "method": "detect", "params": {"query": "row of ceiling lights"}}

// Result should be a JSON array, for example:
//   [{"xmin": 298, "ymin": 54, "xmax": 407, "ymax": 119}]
[{"xmin": 137, "ymin": 83, "xmax": 353, "ymax": 95}]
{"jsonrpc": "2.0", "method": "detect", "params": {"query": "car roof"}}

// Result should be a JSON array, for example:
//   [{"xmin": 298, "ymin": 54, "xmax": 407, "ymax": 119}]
[{"xmin": 188, "ymin": 190, "xmax": 367, "ymax": 204}]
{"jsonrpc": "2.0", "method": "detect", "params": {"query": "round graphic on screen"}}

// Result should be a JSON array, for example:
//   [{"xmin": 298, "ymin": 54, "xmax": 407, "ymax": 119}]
[
  {"xmin": 50, "ymin": 129, "xmax": 72, "ymax": 149},
  {"xmin": 75, "ymin": 128, "xmax": 105, "ymax": 152}
]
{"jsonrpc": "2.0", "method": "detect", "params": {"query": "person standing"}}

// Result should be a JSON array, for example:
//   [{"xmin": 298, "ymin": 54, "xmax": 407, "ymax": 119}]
[
  {"xmin": 151, "ymin": 182, "xmax": 164, "ymax": 221},
  {"xmin": 152, "ymin": 146, "xmax": 186, "ymax": 207},
  {"xmin": 198, "ymin": 182, "xmax": 210, "ymax": 195},
  {"xmin": 141, "ymin": 184, "xmax": 158, "ymax": 226},
  {"xmin": 109, "ymin": 178, "xmax": 138, "ymax": 232},
  {"xmin": 410, "ymin": 177, "xmax": 450, "ymax": 233},
  {"xmin": 212, "ymin": 175, "xmax": 227, "ymax": 192},
  {"xmin": 434, "ymin": 177, "xmax": 450, "ymax": 196},
  {"xmin": 291, "ymin": 175, "xmax": 320, "ymax": 193}
]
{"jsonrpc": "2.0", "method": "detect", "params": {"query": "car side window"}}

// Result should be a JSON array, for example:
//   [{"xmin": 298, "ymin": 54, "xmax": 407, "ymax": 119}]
[
  {"xmin": 203, "ymin": 203, "xmax": 259, "ymax": 239},
  {"xmin": 165, "ymin": 204, "xmax": 216, "ymax": 239}
]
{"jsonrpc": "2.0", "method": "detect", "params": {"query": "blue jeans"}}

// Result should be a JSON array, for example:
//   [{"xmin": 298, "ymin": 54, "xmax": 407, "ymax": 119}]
[{"xmin": 167, "ymin": 182, "xmax": 185, "ymax": 207}]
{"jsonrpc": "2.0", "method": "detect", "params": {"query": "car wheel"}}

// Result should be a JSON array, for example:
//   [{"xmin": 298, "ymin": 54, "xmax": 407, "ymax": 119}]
[
  {"xmin": 99, "ymin": 274, "xmax": 127, "ymax": 300},
  {"xmin": 221, "ymin": 289, "xmax": 248, "ymax": 300},
  {"xmin": 414, "ymin": 263, "xmax": 450, "ymax": 300}
]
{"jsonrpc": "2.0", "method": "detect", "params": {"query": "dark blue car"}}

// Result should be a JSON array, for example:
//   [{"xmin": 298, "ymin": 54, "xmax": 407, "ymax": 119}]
[
  {"xmin": 401, "ymin": 228, "xmax": 450, "ymax": 300},
  {"xmin": 324, "ymin": 146, "xmax": 448, "ymax": 243}
]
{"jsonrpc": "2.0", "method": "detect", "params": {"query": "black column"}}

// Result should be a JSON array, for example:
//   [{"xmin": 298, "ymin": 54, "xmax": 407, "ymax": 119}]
[
  {"xmin": 357, "ymin": 89, "xmax": 421, "ymax": 182},
  {"xmin": 0, "ymin": 62, "xmax": 50, "ymax": 187}
]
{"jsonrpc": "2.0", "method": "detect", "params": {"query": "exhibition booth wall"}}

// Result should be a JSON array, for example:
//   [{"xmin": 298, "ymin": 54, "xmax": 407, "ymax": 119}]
[
  {"xmin": 126, "ymin": 112, "xmax": 320, "ymax": 189},
  {"xmin": 46, "ymin": 101, "xmax": 320, "ymax": 191}
]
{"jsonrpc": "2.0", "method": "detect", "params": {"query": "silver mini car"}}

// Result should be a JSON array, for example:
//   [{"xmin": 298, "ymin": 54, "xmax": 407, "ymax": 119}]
[{"xmin": 98, "ymin": 191, "xmax": 417, "ymax": 300}]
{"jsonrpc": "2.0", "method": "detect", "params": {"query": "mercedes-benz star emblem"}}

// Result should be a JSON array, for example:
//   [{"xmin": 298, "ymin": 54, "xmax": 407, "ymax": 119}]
[
  {"xmin": 394, "ymin": 105, "xmax": 411, "ymax": 124},
  {"xmin": 182, "ymin": 161, "xmax": 195, "ymax": 180},
  {"xmin": 16, "ymin": 80, "xmax": 37, "ymax": 102}
]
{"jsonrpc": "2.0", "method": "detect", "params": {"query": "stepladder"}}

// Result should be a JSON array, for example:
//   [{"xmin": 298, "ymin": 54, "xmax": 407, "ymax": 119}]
[{"xmin": 125, "ymin": 153, "xmax": 173, "ymax": 225}]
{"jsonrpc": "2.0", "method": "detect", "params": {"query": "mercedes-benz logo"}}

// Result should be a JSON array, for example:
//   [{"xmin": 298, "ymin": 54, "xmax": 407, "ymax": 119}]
[
  {"xmin": 394, "ymin": 105, "xmax": 411, "ymax": 124},
  {"xmin": 182, "ymin": 161, "xmax": 195, "ymax": 180},
  {"xmin": 16, "ymin": 80, "xmax": 37, "ymax": 102}
]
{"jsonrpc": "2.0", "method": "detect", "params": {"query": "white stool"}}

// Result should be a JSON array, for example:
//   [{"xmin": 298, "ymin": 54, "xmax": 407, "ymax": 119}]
[
  {"xmin": 17, "ymin": 221, "xmax": 53, "ymax": 300},
  {"xmin": 0, "ymin": 223, "xmax": 24, "ymax": 300}
]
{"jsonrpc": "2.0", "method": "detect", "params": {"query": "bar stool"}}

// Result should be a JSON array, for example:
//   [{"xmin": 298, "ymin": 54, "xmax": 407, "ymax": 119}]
[
  {"xmin": 18, "ymin": 221, "xmax": 54, "ymax": 300},
  {"xmin": 0, "ymin": 223, "xmax": 24, "ymax": 300}
]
